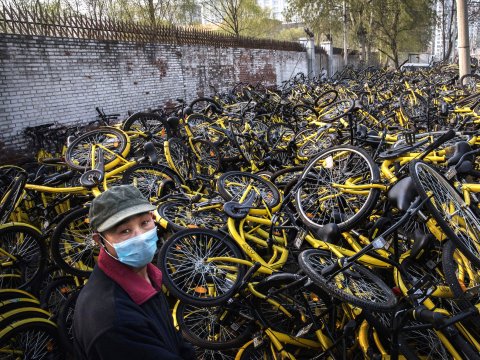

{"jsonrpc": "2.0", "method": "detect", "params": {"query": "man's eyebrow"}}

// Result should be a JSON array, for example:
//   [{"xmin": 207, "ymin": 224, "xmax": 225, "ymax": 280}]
[{"xmin": 110, "ymin": 212, "xmax": 151, "ymax": 230}]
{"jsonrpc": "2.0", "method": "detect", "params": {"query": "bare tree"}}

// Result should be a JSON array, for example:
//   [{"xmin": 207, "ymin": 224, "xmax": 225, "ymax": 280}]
[{"xmin": 201, "ymin": 0, "xmax": 263, "ymax": 36}]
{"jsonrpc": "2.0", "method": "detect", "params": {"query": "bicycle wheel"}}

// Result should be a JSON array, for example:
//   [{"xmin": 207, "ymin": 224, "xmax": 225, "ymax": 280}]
[
  {"xmin": 185, "ymin": 114, "xmax": 215, "ymax": 140},
  {"xmin": 410, "ymin": 160, "xmax": 480, "ymax": 267},
  {"xmin": 176, "ymin": 300, "xmax": 254, "ymax": 350},
  {"xmin": 292, "ymin": 104, "xmax": 319, "ymax": 124},
  {"xmin": 189, "ymin": 97, "xmax": 223, "ymax": 115},
  {"xmin": 122, "ymin": 112, "xmax": 171, "ymax": 161},
  {"xmin": 0, "ymin": 165, "xmax": 26, "ymax": 195},
  {"xmin": 158, "ymin": 228, "xmax": 246, "ymax": 306},
  {"xmin": 190, "ymin": 139, "xmax": 221, "ymax": 176},
  {"xmin": 236, "ymin": 339, "xmax": 275, "ymax": 360},
  {"xmin": 164, "ymin": 137, "xmax": 193, "ymax": 182},
  {"xmin": 296, "ymin": 128, "xmax": 337, "ymax": 160},
  {"xmin": 0, "ymin": 307, "xmax": 51, "ymax": 330},
  {"xmin": 399, "ymin": 92, "xmax": 428, "ymax": 125},
  {"xmin": 122, "ymin": 112, "xmax": 171, "ymax": 140},
  {"xmin": 121, "ymin": 163, "xmax": 183, "ymax": 200},
  {"xmin": 65, "ymin": 127, "xmax": 130, "ymax": 171},
  {"xmin": 270, "ymin": 166, "xmax": 304, "ymax": 190},
  {"xmin": 57, "ymin": 289, "xmax": 80, "ymax": 356},
  {"xmin": 50, "ymin": 207, "xmax": 96, "ymax": 277},
  {"xmin": 40, "ymin": 276, "xmax": 77, "ymax": 317},
  {"xmin": 314, "ymin": 90, "xmax": 338, "ymax": 108},
  {"xmin": 217, "ymin": 171, "xmax": 281, "ymax": 211},
  {"xmin": 298, "ymin": 249, "xmax": 397, "ymax": 311},
  {"xmin": 442, "ymin": 240, "xmax": 480, "ymax": 310},
  {"xmin": 460, "ymin": 74, "xmax": 480, "ymax": 95},
  {"xmin": 0, "ymin": 223, "xmax": 46, "ymax": 291},
  {"xmin": 0, "ymin": 172, "xmax": 27, "ymax": 224},
  {"xmin": 0, "ymin": 319, "xmax": 64, "ymax": 359},
  {"xmin": 318, "ymin": 99, "xmax": 354, "ymax": 122},
  {"xmin": 266, "ymin": 123, "xmax": 295, "ymax": 148},
  {"xmin": 0, "ymin": 289, "xmax": 37, "ymax": 302},
  {"xmin": 157, "ymin": 200, "xmax": 227, "ymax": 232},
  {"xmin": 295, "ymin": 145, "xmax": 380, "ymax": 231}
]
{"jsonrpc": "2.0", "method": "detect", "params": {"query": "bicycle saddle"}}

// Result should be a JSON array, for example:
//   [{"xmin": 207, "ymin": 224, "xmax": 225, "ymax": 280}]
[
  {"xmin": 312, "ymin": 223, "xmax": 341, "ymax": 244},
  {"xmin": 222, "ymin": 193, "xmax": 256, "ymax": 219},
  {"xmin": 446, "ymin": 141, "xmax": 474, "ymax": 173},
  {"xmin": 387, "ymin": 177, "xmax": 418, "ymax": 212},
  {"xmin": 79, "ymin": 169, "xmax": 103, "ymax": 188},
  {"xmin": 143, "ymin": 141, "xmax": 158, "ymax": 165},
  {"xmin": 410, "ymin": 228, "xmax": 434, "ymax": 260},
  {"xmin": 79, "ymin": 148, "xmax": 105, "ymax": 188},
  {"xmin": 167, "ymin": 116, "xmax": 180, "ymax": 130}
]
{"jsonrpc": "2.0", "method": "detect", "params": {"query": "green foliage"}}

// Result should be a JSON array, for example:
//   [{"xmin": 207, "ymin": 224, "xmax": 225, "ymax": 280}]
[
  {"xmin": 274, "ymin": 27, "xmax": 305, "ymax": 42},
  {"xmin": 286, "ymin": 0, "xmax": 435, "ymax": 67}
]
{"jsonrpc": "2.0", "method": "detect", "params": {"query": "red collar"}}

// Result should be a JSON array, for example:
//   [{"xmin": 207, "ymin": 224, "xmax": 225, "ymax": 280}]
[{"xmin": 97, "ymin": 248, "xmax": 163, "ymax": 305}]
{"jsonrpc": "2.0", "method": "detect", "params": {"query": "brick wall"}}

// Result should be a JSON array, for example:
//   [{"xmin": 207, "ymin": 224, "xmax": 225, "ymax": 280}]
[{"xmin": 0, "ymin": 34, "xmax": 308, "ymax": 161}]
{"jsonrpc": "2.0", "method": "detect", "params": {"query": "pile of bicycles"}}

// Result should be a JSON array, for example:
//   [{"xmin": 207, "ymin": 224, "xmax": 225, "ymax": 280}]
[{"xmin": 0, "ymin": 62, "xmax": 480, "ymax": 359}]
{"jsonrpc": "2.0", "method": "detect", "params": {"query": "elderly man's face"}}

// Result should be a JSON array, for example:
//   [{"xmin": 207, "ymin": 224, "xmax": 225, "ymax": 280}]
[{"xmin": 95, "ymin": 212, "xmax": 155, "ymax": 258}]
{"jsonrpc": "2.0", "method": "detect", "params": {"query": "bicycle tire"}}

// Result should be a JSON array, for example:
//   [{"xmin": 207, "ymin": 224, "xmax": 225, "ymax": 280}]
[
  {"xmin": 157, "ymin": 200, "xmax": 227, "ymax": 232},
  {"xmin": 0, "ymin": 307, "xmax": 51, "ymax": 330},
  {"xmin": 236, "ymin": 339, "xmax": 274, "ymax": 360},
  {"xmin": 50, "ymin": 207, "xmax": 96, "ymax": 277},
  {"xmin": 176, "ymin": 300, "xmax": 254, "ymax": 350},
  {"xmin": 295, "ymin": 145, "xmax": 381, "ymax": 231},
  {"xmin": 158, "ymin": 228, "xmax": 246, "ymax": 306},
  {"xmin": 164, "ymin": 137, "xmax": 193, "ymax": 182},
  {"xmin": 266, "ymin": 123, "xmax": 295, "ymax": 147},
  {"xmin": 270, "ymin": 166, "xmax": 304, "ymax": 189},
  {"xmin": 0, "ymin": 318, "xmax": 64, "ymax": 359},
  {"xmin": 0, "ymin": 172, "xmax": 27, "ymax": 224},
  {"xmin": 292, "ymin": 104, "xmax": 319, "ymax": 123},
  {"xmin": 57, "ymin": 288, "xmax": 80, "ymax": 356},
  {"xmin": 122, "ymin": 112, "xmax": 171, "ymax": 138},
  {"xmin": 0, "ymin": 298, "xmax": 41, "ymax": 314},
  {"xmin": 442, "ymin": 240, "xmax": 480, "ymax": 311},
  {"xmin": 298, "ymin": 249, "xmax": 397, "ymax": 311},
  {"xmin": 297, "ymin": 129, "xmax": 337, "ymax": 160},
  {"xmin": 0, "ymin": 289, "xmax": 37, "ymax": 302},
  {"xmin": 40, "ymin": 276, "xmax": 77, "ymax": 317},
  {"xmin": 190, "ymin": 139, "xmax": 221, "ymax": 176},
  {"xmin": 399, "ymin": 91, "xmax": 428, "ymax": 124},
  {"xmin": 189, "ymin": 97, "xmax": 223, "ymax": 115},
  {"xmin": 314, "ymin": 90, "xmax": 338, "ymax": 108},
  {"xmin": 216, "ymin": 171, "xmax": 281, "ymax": 211},
  {"xmin": 409, "ymin": 160, "xmax": 480, "ymax": 267},
  {"xmin": 121, "ymin": 163, "xmax": 184, "ymax": 200},
  {"xmin": 318, "ymin": 99, "xmax": 354, "ymax": 122},
  {"xmin": 0, "ymin": 223, "xmax": 47, "ymax": 291},
  {"xmin": 65, "ymin": 127, "xmax": 130, "ymax": 171},
  {"xmin": 460, "ymin": 74, "xmax": 480, "ymax": 95}
]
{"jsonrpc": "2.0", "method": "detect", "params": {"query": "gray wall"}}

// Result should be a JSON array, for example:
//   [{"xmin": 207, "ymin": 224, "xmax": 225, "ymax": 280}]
[{"xmin": 0, "ymin": 34, "xmax": 308, "ymax": 161}]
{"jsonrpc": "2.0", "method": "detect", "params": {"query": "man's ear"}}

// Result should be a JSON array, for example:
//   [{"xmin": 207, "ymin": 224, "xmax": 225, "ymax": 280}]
[{"xmin": 92, "ymin": 232, "xmax": 102, "ymax": 245}]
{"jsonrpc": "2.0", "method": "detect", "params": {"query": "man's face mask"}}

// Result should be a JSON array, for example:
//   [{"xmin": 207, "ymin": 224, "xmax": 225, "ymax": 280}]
[{"xmin": 101, "ymin": 227, "xmax": 158, "ymax": 268}]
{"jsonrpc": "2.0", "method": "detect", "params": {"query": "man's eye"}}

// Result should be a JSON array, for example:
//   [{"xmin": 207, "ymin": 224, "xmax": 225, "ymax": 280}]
[
  {"xmin": 120, "ymin": 229, "xmax": 130, "ymax": 234},
  {"xmin": 142, "ymin": 220, "xmax": 151, "ymax": 225}
]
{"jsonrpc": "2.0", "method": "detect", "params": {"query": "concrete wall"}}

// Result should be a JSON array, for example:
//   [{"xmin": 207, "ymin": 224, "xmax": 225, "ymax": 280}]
[{"xmin": 0, "ymin": 34, "xmax": 308, "ymax": 160}]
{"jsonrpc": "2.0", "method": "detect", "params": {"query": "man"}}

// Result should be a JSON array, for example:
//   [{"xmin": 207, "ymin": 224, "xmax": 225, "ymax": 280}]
[{"xmin": 73, "ymin": 185, "xmax": 195, "ymax": 360}]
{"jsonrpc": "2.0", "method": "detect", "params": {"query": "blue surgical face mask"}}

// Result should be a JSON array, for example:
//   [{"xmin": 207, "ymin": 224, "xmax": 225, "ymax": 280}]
[{"xmin": 101, "ymin": 227, "xmax": 158, "ymax": 268}]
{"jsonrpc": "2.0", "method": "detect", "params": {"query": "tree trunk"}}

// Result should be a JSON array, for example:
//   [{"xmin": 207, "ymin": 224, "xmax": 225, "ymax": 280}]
[
  {"xmin": 343, "ymin": 0, "xmax": 348, "ymax": 66},
  {"xmin": 148, "ymin": 0, "xmax": 156, "ymax": 26}
]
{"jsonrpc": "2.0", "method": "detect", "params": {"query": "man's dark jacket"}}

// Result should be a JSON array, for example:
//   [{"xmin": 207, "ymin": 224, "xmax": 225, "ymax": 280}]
[{"xmin": 73, "ymin": 248, "xmax": 195, "ymax": 360}]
